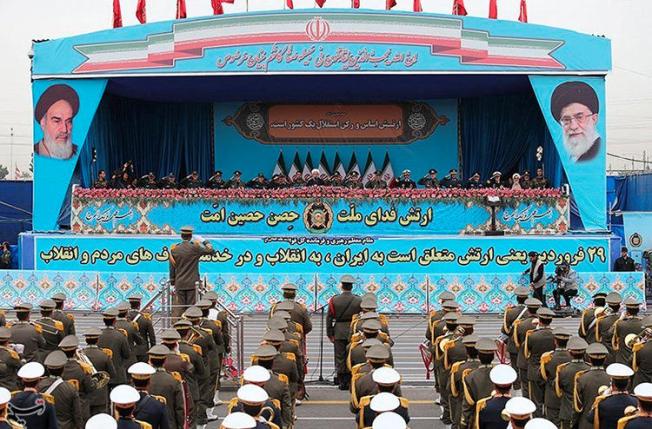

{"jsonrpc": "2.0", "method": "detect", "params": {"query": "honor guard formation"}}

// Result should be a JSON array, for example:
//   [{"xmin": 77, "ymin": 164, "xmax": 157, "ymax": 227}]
[{"xmin": 0, "ymin": 277, "xmax": 650, "ymax": 429}]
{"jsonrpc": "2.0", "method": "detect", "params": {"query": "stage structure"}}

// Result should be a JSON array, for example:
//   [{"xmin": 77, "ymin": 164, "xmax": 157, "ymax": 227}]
[{"xmin": 19, "ymin": 9, "xmax": 641, "ymax": 312}]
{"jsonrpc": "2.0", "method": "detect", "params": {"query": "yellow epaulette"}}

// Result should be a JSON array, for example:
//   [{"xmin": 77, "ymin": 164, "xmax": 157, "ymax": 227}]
[
  {"xmin": 131, "ymin": 321, "xmax": 139, "ymax": 330},
  {"xmin": 5, "ymin": 322, "xmax": 12, "ymax": 329},
  {"xmin": 10, "ymin": 391, "xmax": 20, "ymax": 397},
  {"xmin": 379, "ymin": 314, "xmax": 389, "ymax": 325},
  {"xmin": 351, "ymin": 363, "xmax": 365, "ymax": 377},
  {"xmin": 151, "ymin": 394, "xmax": 167, "ymax": 405},
  {"xmin": 289, "ymin": 339, "xmax": 300, "ymax": 349},
  {"xmin": 66, "ymin": 313, "xmax": 75, "ymax": 321},
  {"xmin": 450, "ymin": 361, "xmax": 464, "ymax": 397},
  {"xmin": 192, "ymin": 344, "xmax": 203, "ymax": 356},
  {"xmin": 118, "ymin": 328, "xmax": 128, "ymax": 337},
  {"xmin": 7, "ymin": 419, "xmax": 24, "ymax": 429},
  {"xmin": 351, "ymin": 332, "xmax": 363, "ymax": 343},
  {"xmin": 277, "ymin": 373, "xmax": 289, "ymax": 385},
  {"xmin": 137, "ymin": 420, "xmax": 153, "ymax": 429},
  {"xmin": 102, "ymin": 348, "xmax": 113, "ymax": 359},
  {"xmin": 555, "ymin": 362, "xmax": 569, "ymax": 398},
  {"xmin": 143, "ymin": 312, "xmax": 152, "ymax": 321},
  {"xmin": 282, "ymin": 352, "xmax": 296, "ymax": 362},
  {"xmin": 633, "ymin": 342, "xmax": 645, "ymax": 353},
  {"xmin": 358, "ymin": 395, "xmax": 372, "ymax": 408},
  {"xmin": 79, "ymin": 361, "xmax": 93, "ymax": 375},
  {"xmin": 68, "ymin": 379, "xmax": 80, "ymax": 391},
  {"xmin": 540, "ymin": 351, "xmax": 554, "ymax": 380},
  {"xmin": 2, "ymin": 347, "xmax": 19, "ymax": 361},
  {"xmin": 41, "ymin": 393, "xmax": 55, "ymax": 405},
  {"xmin": 214, "ymin": 320, "xmax": 222, "ymax": 329},
  {"xmin": 227, "ymin": 397, "xmax": 239, "ymax": 413},
  {"xmin": 179, "ymin": 353, "xmax": 190, "ymax": 363},
  {"xmin": 475, "ymin": 396, "xmax": 491, "ymax": 428},
  {"xmin": 399, "ymin": 397, "xmax": 409, "ymax": 408},
  {"xmin": 201, "ymin": 327, "xmax": 213, "ymax": 335},
  {"xmin": 170, "ymin": 371, "xmax": 183, "ymax": 383},
  {"xmin": 573, "ymin": 370, "xmax": 589, "ymax": 412},
  {"xmin": 33, "ymin": 324, "xmax": 42, "ymax": 334},
  {"xmin": 53, "ymin": 320, "xmax": 64, "ymax": 332},
  {"xmin": 293, "ymin": 323, "xmax": 304, "ymax": 335},
  {"xmin": 617, "ymin": 414, "xmax": 638, "ymax": 429},
  {"xmin": 171, "ymin": 244, "xmax": 178, "ymax": 251},
  {"xmin": 0, "ymin": 310, "xmax": 5, "ymax": 316}
]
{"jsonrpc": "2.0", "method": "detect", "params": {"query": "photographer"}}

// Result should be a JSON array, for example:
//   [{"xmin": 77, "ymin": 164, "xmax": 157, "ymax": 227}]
[{"xmin": 551, "ymin": 262, "xmax": 578, "ymax": 310}]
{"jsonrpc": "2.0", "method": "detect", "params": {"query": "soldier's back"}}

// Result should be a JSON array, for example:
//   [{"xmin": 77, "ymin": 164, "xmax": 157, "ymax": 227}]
[
  {"xmin": 618, "ymin": 415, "xmax": 652, "ymax": 429},
  {"xmin": 134, "ymin": 392, "xmax": 169, "ymax": 429},
  {"xmin": 593, "ymin": 393, "xmax": 637, "ymax": 429},
  {"xmin": 9, "ymin": 323, "xmax": 43, "ymax": 362},
  {"xmin": 9, "ymin": 391, "xmax": 58, "ymax": 429},
  {"xmin": 149, "ymin": 369, "xmax": 183, "ymax": 429},
  {"xmin": 52, "ymin": 310, "xmax": 75, "ymax": 336},
  {"xmin": 34, "ymin": 318, "xmax": 63, "ymax": 352},
  {"xmin": 477, "ymin": 395, "xmax": 510, "ymax": 429},
  {"xmin": 37, "ymin": 376, "xmax": 82, "ymax": 429},
  {"xmin": 98, "ymin": 327, "xmax": 130, "ymax": 384},
  {"xmin": 0, "ymin": 347, "xmax": 20, "ymax": 391}
]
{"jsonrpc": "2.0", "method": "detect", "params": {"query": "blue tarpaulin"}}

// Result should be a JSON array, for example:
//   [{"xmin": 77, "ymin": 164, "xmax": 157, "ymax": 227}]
[{"xmin": 0, "ymin": 180, "xmax": 32, "ymax": 245}]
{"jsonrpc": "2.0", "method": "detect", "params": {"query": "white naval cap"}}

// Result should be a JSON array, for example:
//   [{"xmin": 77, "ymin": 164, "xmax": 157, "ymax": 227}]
[
  {"xmin": 0, "ymin": 388, "xmax": 10, "ymax": 405},
  {"xmin": 221, "ymin": 412, "xmax": 257, "ymax": 429},
  {"xmin": 606, "ymin": 363, "xmax": 634, "ymax": 378},
  {"xmin": 634, "ymin": 382, "xmax": 652, "ymax": 400},
  {"xmin": 490, "ymin": 364, "xmax": 518, "ymax": 386},
  {"xmin": 128, "ymin": 362, "xmax": 156, "ymax": 376},
  {"xmin": 370, "ymin": 392, "xmax": 400, "ymax": 413},
  {"xmin": 504, "ymin": 397, "xmax": 537, "ymax": 416},
  {"xmin": 86, "ymin": 413, "xmax": 117, "ymax": 429},
  {"xmin": 243, "ymin": 366, "xmax": 271, "ymax": 384},
  {"xmin": 524, "ymin": 418, "xmax": 558, "ymax": 429},
  {"xmin": 17, "ymin": 362, "xmax": 44, "ymax": 380},
  {"xmin": 372, "ymin": 412, "xmax": 407, "ymax": 429},
  {"xmin": 372, "ymin": 367, "xmax": 401, "ymax": 385},
  {"xmin": 236, "ymin": 384, "xmax": 269, "ymax": 404},
  {"xmin": 110, "ymin": 385, "xmax": 140, "ymax": 404}
]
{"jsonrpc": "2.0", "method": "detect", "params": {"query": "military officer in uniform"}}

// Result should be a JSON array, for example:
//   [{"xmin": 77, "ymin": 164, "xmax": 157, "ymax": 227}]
[
  {"xmin": 611, "ymin": 297, "xmax": 644, "ymax": 365},
  {"xmin": 86, "ymin": 413, "xmax": 117, "ymax": 428},
  {"xmin": 503, "ymin": 397, "xmax": 537, "ymax": 429},
  {"xmin": 617, "ymin": 383, "xmax": 652, "ymax": 429},
  {"xmin": 51, "ymin": 293, "xmax": 76, "ymax": 336},
  {"xmin": 9, "ymin": 362, "xmax": 58, "ymax": 428},
  {"xmin": 83, "ymin": 327, "xmax": 116, "ymax": 416},
  {"xmin": 524, "ymin": 307, "xmax": 556, "ymax": 416},
  {"xmin": 117, "ymin": 303, "xmax": 145, "ymax": 369},
  {"xmin": 448, "ymin": 335, "xmax": 480, "ymax": 426},
  {"xmin": 556, "ymin": 337, "xmax": 590, "ymax": 429},
  {"xmin": 8, "ymin": 303, "xmax": 45, "ymax": 363},
  {"xmin": 98, "ymin": 308, "xmax": 132, "ymax": 388},
  {"xmin": 169, "ymin": 226, "xmax": 216, "ymax": 318},
  {"xmin": 358, "ymin": 391, "xmax": 409, "ymax": 428},
  {"xmin": 579, "ymin": 292, "xmax": 607, "ymax": 343},
  {"xmin": 127, "ymin": 295, "xmax": 156, "ymax": 362},
  {"xmin": 433, "ymin": 312, "xmax": 459, "ymax": 424},
  {"xmin": 441, "ymin": 315, "xmax": 475, "ymax": 429},
  {"xmin": 128, "ymin": 362, "xmax": 171, "ymax": 429},
  {"xmin": 587, "ymin": 363, "xmax": 637, "ymax": 429},
  {"xmin": 250, "ymin": 346, "xmax": 294, "ymax": 428},
  {"xmin": 39, "ymin": 350, "xmax": 82, "ymax": 429},
  {"xmin": 0, "ymin": 387, "xmax": 22, "ymax": 428},
  {"xmin": 540, "ymin": 328, "xmax": 572, "ymax": 426},
  {"xmin": 475, "ymin": 365, "xmax": 518, "ymax": 429},
  {"xmin": 228, "ymin": 384, "xmax": 281, "ymax": 429},
  {"xmin": 461, "ymin": 338, "xmax": 497, "ymax": 429},
  {"xmin": 0, "ymin": 329, "xmax": 20, "ymax": 391},
  {"xmin": 326, "ymin": 275, "xmax": 362, "ymax": 390},
  {"xmin": 147, "ymin": 345, "xmax": 186, "ymax": 429},
  {"xmin": 35, "ymin": 300, "xmax": 64, "ymax": 357},
  {"xmin": 501, "ymin": 286, "xmax": 531, "ymax": 390},
  {"xmin": 574, "ymin": 343, "xmax": 611, "ymax": 429},
  {"xmin": 271, "ymin": 283, "xmax": 312, "ymax": 338},
  {"xmin": 514, "ymin": 298, "xmax": 543, "ymax": 399},
  {"xmin": 425, "ymin": 291, "xmax": 455, "ymax": 346},
  {"xmin": 631, "ymin": 317, "xmax": 652, "ymax": 387},
  {"xmin": 196, "ymin": 299, "xmax": 226, "ymax": 407},
  {"xmin": 221, "ymin": 412, "xmax": 257, "ymax": 429},
  {"xmin": 595, "ymin": 293, "xmax": 623, "ymax": 362},
  {"xmin": 356, "ymin": 367, "xmax": 403, "ymax": 416},
  {"xmin": 111, "ymin": 384, "xmax": 154, "ymax": 429},
  {"xmin": 261, "ymin": 330, "xmax": 299, "ymax": 405},
  {"xmin": 59, "ymin": 334, "xmax": 94, "ymax": 424}
]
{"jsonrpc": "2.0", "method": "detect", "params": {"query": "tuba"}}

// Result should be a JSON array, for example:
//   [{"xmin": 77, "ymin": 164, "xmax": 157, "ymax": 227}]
[{"xmin": 75, "ymin": 350, "xmax": 110, "ymax": 389}]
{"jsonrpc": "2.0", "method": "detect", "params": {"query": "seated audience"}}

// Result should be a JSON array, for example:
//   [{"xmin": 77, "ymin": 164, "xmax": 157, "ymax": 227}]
[
  {"xmin": 485, "ymin": 171, "xmax": 504, "ymax": 189},
  {"xmin": 306, "ymin": 169, "xmax": 325, "ymax": 187},
  {"xmin": 366, "ymin": 171, "xmax": 387, "ymax": 189},
  {"xmin": 440, "ymin": 169, "xmax": 462, "ymax": 188},
  {"xmin": 520, "ymin": 171, "xmax": 532, "ymax": 189},
  {"xmin": 290, "ymin": 171, "xmax": 305, "ymax": 187},
  {"xmin": 418, "ymin": 169, "xmax": 439, "ymax": 188},
  {"xmin": 181, "ymin": 171, "xmax": 203, "ymax": 189},
  {"xmin": 247, "ymin": 173, "xmax": 268, "ymax": 189},
  {"xmin": 510, "ymin": 173, "xmax": 522, "ymax": 190},
  {"xmin": 464, "ymin": 172, "xmax": 483, "ymax": 189},
  {"xmin": 330, "ymin": 171, "xmax": 344, "ymax": 187},
  {"xmin": 206, "ymin": 170, "xmax": 226, "ymax": 189},
  {"xmin": 345, "ymin": 171, "xmax": 364, "ymax": 189},
  {"xmin": 159, "ymin": 172, "xmax": 177, "ymax": 189}
]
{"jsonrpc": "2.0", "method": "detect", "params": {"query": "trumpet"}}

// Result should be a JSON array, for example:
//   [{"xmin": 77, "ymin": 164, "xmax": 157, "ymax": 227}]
[
  {"xmin": 75, "ymin": 350, "xmax": 110, "ymax": 389},
  {"xmin": 625, "ymin": 328, "xmax": 652, "ymax": 350},
  {"xmin": 439, "ymin": 326, "xmax": 465, "ymax": 352}
]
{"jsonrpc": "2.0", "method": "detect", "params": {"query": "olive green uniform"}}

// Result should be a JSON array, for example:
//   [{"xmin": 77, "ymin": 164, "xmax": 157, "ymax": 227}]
[{"xmin": 37, "ymin": 375, "xmax": 83, "ymax": 429}]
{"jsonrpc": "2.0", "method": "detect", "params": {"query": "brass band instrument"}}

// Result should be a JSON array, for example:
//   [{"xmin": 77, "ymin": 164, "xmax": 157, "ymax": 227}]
[
  {"xmin": 439, "ymin": 326, "xmax": 465, "ymax": 352},
  {"xmin": 75, "ymin": 350, "xmax": 110, "ymax": 389},
  {"xmin": 625, "ymin": 328, "xmax": 652, "ymax": 350}
]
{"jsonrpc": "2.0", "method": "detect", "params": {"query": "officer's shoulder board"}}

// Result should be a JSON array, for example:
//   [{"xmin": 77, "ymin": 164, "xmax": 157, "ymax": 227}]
[
  {"xmin": 277, "ymin": 373, "xmax": 289, "ymax": 385},
  {"xmin": 633, "ymin": 341, "xmax": 645, "ymax": 353},
  {"xmin": 131, "ymin": 321, "xmax": 139, "ymax": 330},
  {"xmin": 358, "ymin": 395, "xmax": 372, "ymax": 408},
  {"xmin": 33, "ymin": 323, "xmax": 42, "ymax": 334},
  {"xmin": 399, "ymin": 397, "xmax": 409, "ymax": 408},
  {"xmin": 541, "ymin": 351, "xmax": 554, "ymax": 365},
  {"xmin": 227, "ymin": 397, "xmax": 239, "ymax": 413},
  {"xmin": 101, "ymin": 347, "xmax": 114, "ymax": 359},
  {"xmin": 79, "ymin": 361, "xmax": 94, "ymax": 375},
  {"xmin": 170, "ymin": 243, "xmax": 178, "ymax": 251},
  {"xmin": 41, "ymin": 392, "xmax": 55, "ymax": 405},
  {"xmin": 192, "ymin": 344, "xmax": 203, "ymax": 356},
  {"xmin": 7, "ymin": 419, "xmax": 24, "ymax": 429},
  {"xmin": 282, "ymin": 352, "xmax": 296, "ymax": 362},
  {"xmin": 53, "ymin": 320, "xmax": 64, "ymax": 332},
  {"xmin": 66, "ymin": 313, "xmax": 75, "ymax": 321},
  {"xmin": 2, "ymin": 347, "xmax": 19, "ymax": 361},
  {"xmin": 137, "ymin": 421, "xmax": 153, "ymax": 429},
  {"xmin": 143, "ymin": 312, "xmax": 152, "ymax": 321},
  {"xmin": 151, "ymin": 394, "xmax": 167, "ymax": 405},
  {"xmin": 617, "ymin": 414, "xmax": 638, "ymax": 429},
  {"xmin": 117, "ymin": 328, "xmax": 129, "ymax": 337},
  {"xmin": 170, "ymin": 371, "xmax": 183, "ymax": 383},
  {"xmin": 201, "ymin": 327, "xmax": 213, "ymax": 335},
  {"xmin": 179, "ymin": 353, "xmax": 191, "ymax": 363}
]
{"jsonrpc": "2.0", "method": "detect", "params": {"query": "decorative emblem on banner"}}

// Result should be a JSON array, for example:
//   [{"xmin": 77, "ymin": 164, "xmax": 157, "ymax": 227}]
[
  {"xmin": 305, "ymin": 17, "xmax": 331, "ymax": 42},
  {"xmin": 303, "ymin": 200, "xmax": 334, "ymax": 234},
  {"xmin": 629, "ymin": 233, "xmax": 642, "ymax": 248}
]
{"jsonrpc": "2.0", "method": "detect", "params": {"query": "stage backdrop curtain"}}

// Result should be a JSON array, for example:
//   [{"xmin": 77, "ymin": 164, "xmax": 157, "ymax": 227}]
[
  {"xmin": 80, "ymin": 94, "xmax": 213, "ymax": 187},
  {"xmin": 461, "ymin": 93, "xmax": 562, "ymax": 187}
]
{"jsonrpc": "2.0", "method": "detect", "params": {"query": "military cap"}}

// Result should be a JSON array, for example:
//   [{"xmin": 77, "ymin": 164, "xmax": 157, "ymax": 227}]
[
  {"xmin": 180, "ymin": 226, "xmax": 194, "ymax": 234},
  {"xmin": 86, "ymin": 414, "xmax": 117, "ymax": 429},
  {"xmin": 551, "ymin": 81, "xmax": 599, "ymax": 122},
  {"xmin": 491, "ymin": 171, "xmax": 502, "ymax": 178},
  {"xmin": 17, "ymin": 362, "xmax": 45, "ymax": 380},
  {"xmin": 525, "ymin": 298, "xmax": 542, "ymax": 308},
  {"xmin": 116, "ymin": 302, "xmax": 130, "ymax": 312},
  {"xmin": 552, "ymin": 327, "xmax": 571, "ymax": 339},
  {"xmin": 127, "ymin": 294, "xmax": 142, "ymax": 302},
  {"xmin": 273, "ymin": 311, "xmax": 292, "ymax": 322},
  {"xmin": 362, "ymin": 319, "xmax": 382, "ymax": 332},
  {"xmin": 243, "ymin": 366, "xmax": 271, "ymax": 384},
  {"xmin": 39, "ymin": 299, "xmax": 56, "ymax": 310},
  {"xmin": 524, "ymin": 418, "xmax": 558, "ymax": 429},
  {"xmin": 58, "ymin": 335, "xmax": 79, "ymax": 350},
  {"xmin": 267, "ymin": 318, "xmax": 288, "ymax": 331},
  {"xmin": 262, "ymin": 329, "xmax": 285, "ymax": 343},
  {"xmin": 442, "ymin": 300, "xmax": 460, "ymax": 310},
  {"xmin": 476, "ymin": 338, "xmax": 498, "ymax": 352},
  {"xmin": 221, "ymin": 412, "xmax": 257, "ymax": 429},
  {"xmin": 362, "ymin": 338, "xmax": 383, "ymax": 348},
  {"xmin": 102, "ymin": 308, "xmax": 119, "ymax": 318},
  {"xmin": 607, "ymin": 363, "xmax": 634, "ymax": 379},
  {"xmin": 44, "ymin": 350, "xmax": 67, "ymax": 368},
  {"xmin": 35, "ymin": 84, "xmax": 80, "ymax": 122},
  {"xmin": 429, "ymin": 169, "xmax": 438, "ymax": 175},
  {"xmin": 14, "ymin": 303, "xmax": 32, "ymax": 311},
  {"xmin": 606, "ymin": 292, "xmax": 622, "ymax": 305},
  {"xmin": 490, "ymin": 364, "xmax": 518, "ymax": 386},
  {"xmin": 160, "ymin": 329, "xmax": 182, "ymax": 341},
  {"xmin": 586, "ymin": 343, "xmax": 608, "ymax": 356},
  {"xmin": 237, "ymin": 384, "xmax": 268, "ymax": 404},
  {"xmin": 515, "ymin": 287, "xmax": 530, "ymax": 298},
  {"xmin": 51, "ymin": 292, "xmax": 66, "ymax": 302},
  {"xmin": 439, "ymin": 291, "xmax": 455, "ymax": 301},
  {"xmin": 372, "ymin": 367, "xmax": 401, "ymax": 385},
  {"xmin": 128, "ymin": 362, "xmax": 156, "ymax": 378},
  {"xmin": 372, "ymin": 412, "xmax": 407, "ymax": 429},
  {"xmin": 195, "ymin": 299, "xmax": 212, "ymax": 309},
  {"xmin": 111, "ymin": 384, "xmax": 140, "ymax": 404},
  {"xmin": 504, "ymin": 397, "xmax": 536, "ymax": 416},
  {"xmin": 148, "ymin": 345, "xmax": 171, "ymax": 356},
  {"xmin": 253, "ymin": 345, "xmax": 279, "ymax": 359},
  {"xmin": 0, "ymin": 328, "xmax": 11, "ymax": 341},
  {"xmin": 457, "ymin": 315, "xmax": 476, "ymax": 326},
  {"xmin": 442, "ymin": 313, "xmax": 459, "ymax": 323},
  {"xmin": 633, "ymin": 383, "xmax": 652, "ymax": 400},
  {"xmin": 567, "ymin": 336, "xmax": 589, "ymax": 351},
  {"xmin": 462, "ymin": 334, "xmax": 479, "ymax": 346},
  {"xmin": 84, "ymin": 327, "xmax": 102, "ymax": 338},
  {"xmin": 281, "ymin": 283, "xmax": 298, "ymax": 291},
  {"xmin": 340, "ymin": 275, "xmax": 356, "ymax": 284},
  {"xmin": 360, "ymin": 312, "xmax": 380, "ymax": 321},
  {"xmin": 0, "ymin": 388, "xmax": 10, "ymax": 406},
  {"xmin": 233, "ymin": 170, "xmax": 242, "ymax": 176},
  {"xmin": 173, "ymin": 319, "xmax": 192, "ymax": 329},
  {"xmin": 183, "ymin": 306, "xmax": 202, "ymax": 319},
  {"xmin": 592, "ymin": 292, "xmax": 607, "ymax": 299},
  {"xmin": 370, "ymin": 392, "xmax": 400, "ymax": 413},
  {"xmin": 203, "ymin": 291, "xmax": 218, "ymax": 301},
  {"xmin": 624, "ymin": 296, "xmax": 641, "ymax": 308},
  {"xmin": 537, "ymin": 308, "xmax": 555, "ymax": 319},
  {"xmin": 275, "ymin": 301, "xmax": 295, "ymax": 312},
  {"xmin": 366, "ymin": 344, "xmax": 390, "ymax": 361},
  {"xmin": 361, "ymin": 298, "xmax": 378, "ymax": 310}
]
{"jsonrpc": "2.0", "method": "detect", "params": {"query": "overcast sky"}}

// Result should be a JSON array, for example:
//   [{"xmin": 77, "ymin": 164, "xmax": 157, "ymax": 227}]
[{"xmin": 1, "ymin": 0, "xmax": 650, "ymax": 176}]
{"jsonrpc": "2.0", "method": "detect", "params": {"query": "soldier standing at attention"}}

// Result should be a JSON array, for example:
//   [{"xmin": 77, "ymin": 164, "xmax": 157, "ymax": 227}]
[
  {"xmin": 524, "ymin": 307, "xmax": 556, "ymax": 416},
  {"xmin": 514, "ymin": 298, "xmax": 543, "ymax": 400},
  {"xmin": 556, "ymin": 337, "xmax": 590, "ymax": 429},
  {"xmin": 631, "ymin": 318, "xmax": 652, "ymax": 387},
  {"xmin": 474, "ymin": 365, "xmax": 518, "ymax": 429},
  {"xmin": 98, "ymin": 308, "xmax": 132, "ymax": 389},
  {"xmin": 539, "ymin": 328, "xmax": 572, "ymax": 427},
  {"xmin": 8, "ymin": 303, "xmax": 45, "ymax": 363},
  {"xmin": 169, "ymin": 226, "xmax": 216, "ymax": 319},
  {"xmin": 34, "ymin": 300, "xmax": 64, "ymax": 357},
  {"xmin": 617, "ymin": 383, "xmax": 652, "ymax": 429},
  {"xmin": 611, "ymin": 297, "xmax": 644, "ymax": 365},
  {"xmin": 0, "ymin": 387, "xmax": 22, "ymax": 429},
  {"xmin": 0, "ymin": 328, "xmax": 20, "ymax": 391},
  {"xmin": 147, "ymin": 345, "xmax": 186, "ymax": 429},
  {"xmin": 326, "ymin": 275, "xmax": 362, "ymax": 390},
  {"xmin": 38, "ymin": 350, "xmax": 83, "ymax": 429},
  {"xmin": 461, "ymin": 338, "xmax": 497, "ymax": 429},
  {"xmin": 51, "ymin": 293, "xmax": 76, "ymax": 336},
  {"xmin": 9, "ymin": 362, "xmax": 58, "ymax": 428},
  {"xmin": 587, "ymin": 363, "xmax": 637, "ymax": 429},
  {"xmin": 595, "ymin": 293, "xmax": 623, "ymax": 363},
  {"xmin": 574, "ymin": 343, "xmax": 611, "ymax": 429},
  {"xmin": 502, "ymin": 397, "xmax": 537, "ymax": 429},
  {"xmin": 127, "ymin": 295, "xmax": 156, "ymax": 363},
  {"xmin": 116, "ymin": 303, "xmax": 144, "ymax": 369},
  {"xmin": 110, "ymin": 384, "xmax": 155, "ymax": 429},
  {"xmin": 579, "ymin": 292, "xmax": 607, "ymax": 343},
  {"xmin": 58, "ymin": 335, "xmax": 94, "ymax": 424},
  {"xmin": 83, "ymin": 327, "xmax": 116, "ymax": 416},
  {"xmin": 501, "ymin": 286, "xmax": 531, "ymax": 390},
  {"xmin": 128, "ymin": 362, "xmax": 171, "ymax": 429}
]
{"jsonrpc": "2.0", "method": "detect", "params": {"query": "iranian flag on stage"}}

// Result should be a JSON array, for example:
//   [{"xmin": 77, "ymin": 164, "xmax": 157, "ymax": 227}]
[
  {"xmin": 380, "ymin": 152, "xmax": 395, "ymax": 184},
  {"xmin": 362, "ymin": 153, "xmax": 377, "ymax": 185},
  {"xmin": 348, "ymin": 153, "xmax": 361, "ymax": 177},
  {"xmin": 273, "ymin": 152, "xmax": 287, "ymax": 177},
  {"xmin": 318, "ymin": 152, "xmax": 331, "ymax": 177},
  {"xmin": 302, "ymin": 152, "xmax": 314, "ymax": 178},
  {"xmin": 288, "ymin": 153, "xmax": 302, "ymax": 178},
  {"xmin": 333, "ymin": 153, "xmax": 347, "ymax": 178}
]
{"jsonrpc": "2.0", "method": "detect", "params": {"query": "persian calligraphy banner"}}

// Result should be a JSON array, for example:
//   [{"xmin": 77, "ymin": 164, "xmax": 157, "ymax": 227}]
[
  {"xmin": 33, "ymin": 234, "xmax": 610, "ymax": 273},
  {"xmin": 71, "ymin": 195, "xmax": 569, "ymax": 235}
]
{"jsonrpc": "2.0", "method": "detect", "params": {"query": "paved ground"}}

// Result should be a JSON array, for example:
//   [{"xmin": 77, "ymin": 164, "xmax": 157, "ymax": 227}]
[{"xmin": 25, "ymin": 310, "xmax": 586, "ymax": 428}]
